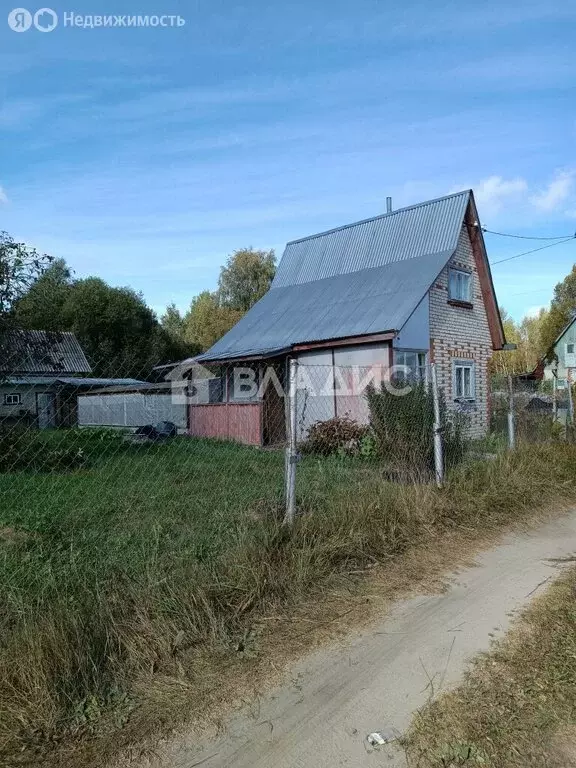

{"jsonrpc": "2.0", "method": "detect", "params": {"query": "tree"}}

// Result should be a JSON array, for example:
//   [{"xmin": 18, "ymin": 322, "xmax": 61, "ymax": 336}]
[
  {"xmin": 218, "ymin": 247, "xmax": 276, "ymax": 312},
  {"xmin": 161, "ymin": 303, "xmax": 185, "ymax": 342},
  {"xmin": 540, "ymin": 266, "xmax": 576, "ymax": 358},
  {"xmin": 490, "ymin": 306, "xmax": 549, "ymax": 377},
  {"xmin": 13, "ymin": 258, "xmax": 72, "ymax": 331},
  {"xmin": 183, "ymin": 291, "xmax": 242, "ymax": 352},
  {"xmin": 0, "ymin": 231, "xmax": 53, "ymax": 328},
  {"xmin": 58, "ymin": 278, "xmax": 165, "ymax": 377},
  {"xmin": 490, "ymin": 307, "xmax": 521, "ymax": 377}
]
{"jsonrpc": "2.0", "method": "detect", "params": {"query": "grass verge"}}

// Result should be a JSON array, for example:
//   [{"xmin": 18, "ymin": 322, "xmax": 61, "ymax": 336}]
[
  {"xmin": 1, "ymin": 433, "xmax": 576, "ymax": 766},
  {"xmin": 404, "ymin": 564, "xmax": 576, "ymax": 767}
]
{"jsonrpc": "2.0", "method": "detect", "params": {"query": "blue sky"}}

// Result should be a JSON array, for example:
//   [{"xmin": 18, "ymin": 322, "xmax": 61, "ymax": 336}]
[{"xmin": 0, "ymin": 0, "xmax": 575, "ymax": 322}]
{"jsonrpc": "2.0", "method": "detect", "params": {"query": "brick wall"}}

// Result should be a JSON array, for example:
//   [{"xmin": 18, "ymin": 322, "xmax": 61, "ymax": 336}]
[{"xmin": 429, "ymin": 224, "xmax": 493, "ymax": 437}]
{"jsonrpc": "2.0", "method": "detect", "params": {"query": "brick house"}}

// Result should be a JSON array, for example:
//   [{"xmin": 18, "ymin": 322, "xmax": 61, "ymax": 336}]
[{"xmin": 182, "ymin": 190, "xmax": 505, "ymax": 444}]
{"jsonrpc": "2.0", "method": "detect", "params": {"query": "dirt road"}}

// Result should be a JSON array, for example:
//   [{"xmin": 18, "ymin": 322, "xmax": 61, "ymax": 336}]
[{"xmin": 143, "ymin": 512, "xmax": 576, "ymax": 768}]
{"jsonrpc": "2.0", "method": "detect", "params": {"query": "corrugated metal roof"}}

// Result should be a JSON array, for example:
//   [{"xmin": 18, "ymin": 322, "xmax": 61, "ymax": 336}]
[
  {"xmin": 56, "ymin": 377, "xmax": 145, "ymax": 387},
  {"xmin": 199, "ymin": 250, "xmax": 452, "ymax": 361},
  {"xmin": 0, "ymin": 330, "xmax": 92, "ymax": 373},
  {"xmin": 3, "ymin": 376, "xmax": 144, "ymax": 387},
  {"xmin": 273, "ymin": 190, "xmax": 470, "ymax": 288},
  {"xmin": 198, "ymin": 191, "xmax": 471, "ymax": 362}
]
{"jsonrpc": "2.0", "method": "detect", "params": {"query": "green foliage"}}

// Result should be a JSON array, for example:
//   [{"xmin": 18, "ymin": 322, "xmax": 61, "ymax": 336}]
[
  {"xmin": 434, "ymin": 742, "xmax": 487, "ymax": 765},
  {"xmin": 218, "ymin": 247, "xmax": 276, "ymax": 312},
  {"xmin": 490, "ymin": 305, "xmax": 548, "ymax": 377},
  {"xmin": 13, "ymin": 258, "xmax": 72, "ymax": 332},
  {"xmin": 538, "ymin": 266, "xmax": 576, "ymax": 358},
  {"xmin": 366, "ymin": 381, "xmax": 467, "ymax": 475},
  {"xmin": 300, "ymin": 416, "xmax": 369, "ymax": 456},
  {"xmin": 183, "ymin": 290, "xmax": 242, "ymax": 352},
  {"xmin": 160, "ymin": 302, "xmax": 186, "ymax": 342},
  {"xmin": 13, "ymin": 266, "xmax": 197, "ymax": 377},
  {"xmin": 0, "ymin": 231, "xmax": 54, "ymax": 320}
]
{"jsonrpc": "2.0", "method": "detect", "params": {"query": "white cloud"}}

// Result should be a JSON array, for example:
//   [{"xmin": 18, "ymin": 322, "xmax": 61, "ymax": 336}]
[
  {"xmin": 469, "ymin": 175, "xmax": 528, "ymax": 216},
  {"xmin": 0, "ymin": 185, "xmax": 8, "ymax": 204},
  {"xmin": 530, "ymin": 169, "xmax": 576, "ymax": 211},
  {"xmin": 525, "ymin": 305, "xmax": 547, "ymax": 319}
]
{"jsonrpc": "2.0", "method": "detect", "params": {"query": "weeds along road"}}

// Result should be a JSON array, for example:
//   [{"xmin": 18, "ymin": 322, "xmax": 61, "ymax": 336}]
[{"xmin": 141, "ymin": 511, "xmax": 576, "ymax": 768}]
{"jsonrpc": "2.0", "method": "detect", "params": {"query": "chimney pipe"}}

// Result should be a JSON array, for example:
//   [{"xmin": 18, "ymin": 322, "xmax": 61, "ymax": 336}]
[{"xmin": 386, "ymin": 196, "xmax": 392, "ymax": 213}]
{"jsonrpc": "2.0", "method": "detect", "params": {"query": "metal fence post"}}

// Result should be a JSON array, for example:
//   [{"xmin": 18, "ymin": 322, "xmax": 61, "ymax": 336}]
[
  {"xmin": 284, "ymin": 358, "xmax": 298, "ymax": 525},
  {"xmin": 507, "ymin": 375, "xmax": 515, "ymax": 450},
  {"xmin": 430, "ymin": 363, "xmax": 444, "ymax": 488}
]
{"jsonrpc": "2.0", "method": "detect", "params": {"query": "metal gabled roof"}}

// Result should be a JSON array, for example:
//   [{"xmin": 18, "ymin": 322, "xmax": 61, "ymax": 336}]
[
  {"xmin": 198, "ymin": 190, "xmax": 473, "ymax": 362},
  {"xmin": 273, "ymin": 190, "xmax": 471, "ymax": 288},
  {"xmin": 199, "ymin": 250, "xmax": 452, "ymax": 362}
]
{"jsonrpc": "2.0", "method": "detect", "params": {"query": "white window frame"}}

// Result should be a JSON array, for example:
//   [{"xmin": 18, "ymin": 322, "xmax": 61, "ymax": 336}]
[
  {"xmin": 452, "ymin": 359, "xmax": 475, "ymax": 402},
  {"xmin": 3, "ymin": 393, "xmax": 21, "ymax": 406},
  {"xmin": 448, "ymin": 268, "xmax": 472, "ymax": 303},
  {"xmin": 394, "ymin": 350, "xmax": 427, "ymax": 383}
]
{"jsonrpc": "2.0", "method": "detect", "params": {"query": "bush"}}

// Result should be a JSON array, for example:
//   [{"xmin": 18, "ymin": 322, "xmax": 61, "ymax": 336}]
[
  {"xmin": 366, "ymin": 381, "xmax": 467, "ymax": 477},
  {"xmin": 300, "ymin": 416, "xmax": 369, "ymax": 456}
]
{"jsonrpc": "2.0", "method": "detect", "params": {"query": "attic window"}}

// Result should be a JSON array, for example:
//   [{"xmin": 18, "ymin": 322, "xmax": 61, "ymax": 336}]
[
  {"xmin": 567, "ymin": 344, "xmax": 574, "ymax": 354},
  {"xmin": 448, "ymin": 268, "xmax": 472, "ymax": 303}
]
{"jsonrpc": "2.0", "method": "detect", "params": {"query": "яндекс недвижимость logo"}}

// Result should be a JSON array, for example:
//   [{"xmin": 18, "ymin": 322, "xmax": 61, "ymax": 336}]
[{"xmin": 8, "ymin": 7, "xmax": 58, "ymax": 31}]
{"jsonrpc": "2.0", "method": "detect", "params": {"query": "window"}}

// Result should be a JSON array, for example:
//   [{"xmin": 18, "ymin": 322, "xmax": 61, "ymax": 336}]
[
  {"xmin": 448, "ymin": 268, "xmax": 472, "ymax": 303},
  {"xmin": 394, "ymin": 351, "xmax": 427, "ymax": 382},
  {"xmin": 567, "ymin": 343, "xmax": 574, "ymax": 354},
  {"xmin": 453, "ymin": 360, "xmax": 475, "ymax": 401},
  {"xmin": 3, "ymin": 393, "xmax": 21, "ymax": 406}
]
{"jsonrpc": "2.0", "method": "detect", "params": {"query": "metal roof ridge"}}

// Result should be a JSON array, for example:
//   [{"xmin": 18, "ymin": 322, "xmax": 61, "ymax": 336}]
[{"xmin": 284, "ymin": 190, "xmax": 472, "ymax": 246}]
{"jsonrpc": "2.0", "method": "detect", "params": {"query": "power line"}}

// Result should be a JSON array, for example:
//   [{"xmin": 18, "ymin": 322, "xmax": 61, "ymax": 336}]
[
  {"xmin": 482, "ymin": 227, "xmax": 576, "ymax": 241},
  {"xmin": 490, "ymin": 236, "xmax": 575, "ymax": 266}
]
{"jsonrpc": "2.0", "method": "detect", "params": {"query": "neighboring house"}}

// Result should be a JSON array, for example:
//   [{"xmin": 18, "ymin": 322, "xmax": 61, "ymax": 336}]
[
  {"xmin": 174, "ymin": 190, "xmax": 505, "ymax": 445},
  {"xmin": 0, "ymin": 330, "xmax": 143, "ymax": 428},
  {"xmin": 539, "ymin": 317, "xmax": 576, "ymax": 391}
]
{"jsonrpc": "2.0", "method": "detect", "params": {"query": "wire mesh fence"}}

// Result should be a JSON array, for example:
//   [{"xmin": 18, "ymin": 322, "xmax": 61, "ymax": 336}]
[
  {"xmin": 1, "ymin": 353, "xmax": 575, "ymax": 535},
  {"xmin": 490, "ymin": 374, "xmax": 575, "ymax": 448},
  {"xmin": 3, "ymin": 342, "xmax": 576, "ymax": 759}
]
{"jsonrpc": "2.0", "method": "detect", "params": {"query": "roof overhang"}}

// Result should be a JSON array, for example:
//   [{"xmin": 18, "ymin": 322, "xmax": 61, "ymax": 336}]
[
  {"xmin": 292, "ymin": 330, "xmax": 396, "ymax": 352},
  {"xmin": 465, "ymin": 196, "xmax": 507, "ymax": 350}
]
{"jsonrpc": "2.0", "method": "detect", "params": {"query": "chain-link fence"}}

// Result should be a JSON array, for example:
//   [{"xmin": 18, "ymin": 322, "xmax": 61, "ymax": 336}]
[
  {"xmin": 1, "ymin": 354, "xmax": 573, "ymax": 534},
  {"xmin": 490, "ymin": 373, "xmax": 575, "ymax": 449}
]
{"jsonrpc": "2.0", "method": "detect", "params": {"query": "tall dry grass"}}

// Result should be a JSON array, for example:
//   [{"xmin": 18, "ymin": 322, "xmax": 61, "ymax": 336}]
[{"xmin": 1, "ymin": 441, "xmax": 576, "ymax": 760}]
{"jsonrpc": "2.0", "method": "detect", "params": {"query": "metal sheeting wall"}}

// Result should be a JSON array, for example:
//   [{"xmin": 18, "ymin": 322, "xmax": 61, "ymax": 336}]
[
  {"xmin": 296, "ymin": 342, "xmax": 390, "ymax": 438},
  {"xmin": 78, "ymin": 393, "xmax": 187, "ymax": 430}
]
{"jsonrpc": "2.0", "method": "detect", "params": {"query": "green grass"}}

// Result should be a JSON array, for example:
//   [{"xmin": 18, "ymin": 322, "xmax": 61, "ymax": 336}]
[
  {"xmin": 404, "ymin": 566, "xmax": 576, "ymax": 767},
  {"xmin": 2, "ymin": 430, "xmax": 576, "ymax": 764}
]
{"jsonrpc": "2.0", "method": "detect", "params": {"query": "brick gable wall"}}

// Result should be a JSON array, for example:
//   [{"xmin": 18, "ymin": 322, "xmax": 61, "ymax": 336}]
[{"xmin": 429, "ymin": 223, "xmax": 493, "ymax": 437}]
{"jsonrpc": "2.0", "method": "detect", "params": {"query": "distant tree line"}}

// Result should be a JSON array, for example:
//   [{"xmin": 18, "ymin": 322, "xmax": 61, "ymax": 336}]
[
  {"xmin": 9, "ymin": 224, "xmax": 576, "ymax": 382},
  {"xmin": 491, "ymin": 265, "xmax": 576, "ymax": 377},
  {"xmin": 0, "ymin": 231, "xmax": 276, "ymax": 379}
]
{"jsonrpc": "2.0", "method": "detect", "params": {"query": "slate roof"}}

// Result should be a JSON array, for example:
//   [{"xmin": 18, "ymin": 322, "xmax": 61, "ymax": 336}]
[
  {"xmin": 198, "ymin": 190, "xmax": 474, "ymax": 362},
  {"xmin": 0, "ymin": 330, "xmax": 92, "ymax": 373}
]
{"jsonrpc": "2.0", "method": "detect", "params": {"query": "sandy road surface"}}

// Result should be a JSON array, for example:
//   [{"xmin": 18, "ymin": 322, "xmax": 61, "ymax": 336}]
[{"xmin": 141, "ymin": 512, "xmax": 576, "ymax": 768}]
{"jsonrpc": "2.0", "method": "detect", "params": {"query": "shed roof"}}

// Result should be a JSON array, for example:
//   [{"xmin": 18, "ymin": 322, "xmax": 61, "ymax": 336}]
[
  {"xmin": 3, "ymin": 376, "xmax": 144, "ymax": 388},
  {"xmin": 197, "ymin": 190, "xmax": 496, "ymax": 362},
  {"xmin": 0, "ymin": 330, "xmax": 92, "ymax": 374}
]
